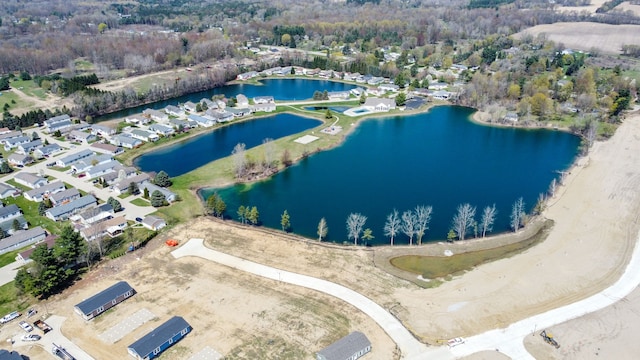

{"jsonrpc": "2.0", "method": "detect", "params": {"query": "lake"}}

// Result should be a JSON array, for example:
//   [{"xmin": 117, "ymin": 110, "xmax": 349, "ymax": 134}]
[
  {"xmin": 96, "ymin": 78, "xmax": 357, "ymax": 122},
  {"xmin": 134, "ymin": 113, "xmax": 321, "ymax": 177},
  {"xmin": 200, "ymin": 106, "xmax": 580, "ymax": 245}
]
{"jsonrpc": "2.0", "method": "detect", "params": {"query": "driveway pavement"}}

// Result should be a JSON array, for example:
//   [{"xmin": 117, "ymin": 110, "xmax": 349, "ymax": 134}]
[{"xmin": 0, "ymin": 261, "xmax": 21, "ymax": 287}]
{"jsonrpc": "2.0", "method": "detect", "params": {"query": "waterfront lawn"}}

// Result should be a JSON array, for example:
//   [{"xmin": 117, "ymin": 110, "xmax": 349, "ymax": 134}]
[{"xmin": 390, "ymin": 231, "xmax": 543, "ymax": 279}]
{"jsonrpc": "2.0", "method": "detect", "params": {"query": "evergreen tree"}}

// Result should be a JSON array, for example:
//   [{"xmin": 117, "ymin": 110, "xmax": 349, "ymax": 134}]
[
  {"xmin": 128, "ymin": 181, "xmax": 139, "ymax": 195},
  {"xmin": 281, "ymin": 210, "xmax": 291, "ymax": 231},
  {"xmin": 154, "ymin": 170, "xmax": 172, "ymax": 187},
  {"xmin": 0, "ymin": 162, "xmax": 12, "ymax": 174},
  {"xmin": 143, "ymin": 187, "xmax": 149, "ymax": 199},
  {"xmin": 38, "ymin": 202, "xmax": 47, "ymax": 216},
  {"xmin": 107, "ymin": 197, "xmax": 123, "ymax": 212},
  {"xmin": 12, "ymin": 219, "xmax": 21, "ymax": 231},
  {"xmin": 237, "ymin": 205, "xmax": 246, "ymax": 223},
  {"xmin": 150, "ymin": 190, "xmax": 167, "ymax": 207},
  {"xmin": 248, "ymin": 206, "xmax": 259, "ymax": 225}
]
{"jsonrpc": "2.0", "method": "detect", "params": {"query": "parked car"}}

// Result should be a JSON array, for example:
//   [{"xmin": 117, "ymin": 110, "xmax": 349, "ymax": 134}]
[
  {"xmin": 26, "ymin": 309, "xmax": 37, "ymax": 318},
  {"xmin": 19, "ymin": 321, "xmax": 33, "ymax": 332},
  {"xmin": 135, "ymin": 217, "xmax": 143, "ymax": 222},
  {"xmin": 447, "ymin": 337, "xmax": 465, "ymax": 348},
  {"xmin": 0, "ymin": 311, "xmax": 21, "ymax": 324},
  {"xmin": 21, "ymin": 333, "xmax": 41, "ymax": 342}
]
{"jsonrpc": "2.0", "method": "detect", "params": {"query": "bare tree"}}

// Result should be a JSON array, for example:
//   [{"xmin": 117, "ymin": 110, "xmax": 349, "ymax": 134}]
[
  {"xmin": 317, "ymin": 217, "xmax": 328, "ymax": 241},
  {"xmin": 401, "ymin": 210, "xmax": 417, "ymax": 245},
  {"xmin": 232, "ymin": 143, "xmax": 247, "ymax": 179},
  {"xmin": 586, "ymin": 118, "xmax": 598, "ymax": 149},
  {"xmin": 383, "ymin": 209, "xmax": 401, "ymax": 246},
  {"xmin": 510, "ymin": 197, "xmax": 525, "ymax": 232},
  {"xmin": 548, "ymin": 178, "xmax": 557, "ymax": 198},
  {"xmin": 451, "ymin": 203, "xmax": 476, "ymax": 241},
  {"xmin": 480, "ymin": 204, "xmax": 497, "ymax": 238},
  {"xmin": 414, "ymin": 205, "xmax": 433, "ymax": 245},
  {"xmin": 346, "ymin": 213, "xmax": 367, "ymax": 245},
  {"xmin": 263, "ymin": 138, "xmax": 275, "ymax": 170}
]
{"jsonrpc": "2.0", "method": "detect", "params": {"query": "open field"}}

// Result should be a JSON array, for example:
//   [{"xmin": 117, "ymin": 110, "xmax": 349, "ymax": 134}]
[
  {"xmin": 555, "ymin": 0, "xmax": 608, "ymax": 14},
  {"xmin": 91, "ymin": 69, "xmax": 189, "ymax": 94},
  {"xmin": 515, "ymin": 22, "xmax": 640, "ymax": 55},
  {"xmin": 616, "ymin": 1, "xmax": 640, "ymax": 16}
]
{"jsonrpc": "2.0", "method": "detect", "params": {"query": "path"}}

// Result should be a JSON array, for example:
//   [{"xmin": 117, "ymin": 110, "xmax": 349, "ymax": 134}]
[{"xmin": 171, "ymin": 238, "xmax": 449, "ymax": 359}]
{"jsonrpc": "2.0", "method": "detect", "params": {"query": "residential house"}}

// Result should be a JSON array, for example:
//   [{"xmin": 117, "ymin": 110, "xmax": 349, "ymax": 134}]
[
  {"xmin": 253, "ymin": 96, "xmax": 274, "ymax": 104},
  {"xmin": 74, "ymin": 281, "xmax": 136, "ymax": 321},
  {"xmin": 379, "ymin": 84, "xmax": 400, "ymax": 92},
  {"xmin": 235, "ymin": 94, "xmax": 249, "ymax": 107},
  {"xmin": 15, "ymin": 234, "xmax": 57, "ymax": 264},
  {"xmin": 149, "ymin": 124, "xmax": 175, "ymax": 137},
  {"xmin": 431, "ymin": 90, "xmax": 451, "ymax": 100},
  {"xmin": 141, "ymin": 215, "xmax": 166, "ymax": 231},
  {"xmin": 451, "ymin": 64, "xmax": 468, "ymax": 72},
  {"xmin": 143, "ymin": 109, "xmax": 168, "ymax": 123},
  {"xmin": 0, "ymin": 183, "xmax": 19, "ymax": 199},
  {"xmin": 130, "ymin": 129, "xmax": 159, "ymax": 143},
  {"xmin": 56, "ymin": 149, "xmax": 94, "ymax": 167},
  {"xmin": 504, "ymin": 112, "xmax": 519, "ymax": 123},
  {"xmin": 43, "ymin": 114, "xmax": 72, "ymax": 134},
  {"xmin": 365, "ymin": 87, "xmax": 385, "ymax": 97},
  {"xmin": 124, "ymin": 115, "xmax": 150, "ymax": 125},
  {"xmin": 363, "ymin": 98, "xmax": 396, "ymax": 112},
  {"xmin": 71, "ymin": 154, "xmax": 113, "ymax": 174},
  {"xmin": 4, "ymin": 136, "xmax": 31, "ymax": 151},
  {"xmin": 327, "ymin": 91, "xmax": 350, "ymax": 100},
  {"xmin": 164, "ymin": 105, "xmax": 184, "ymax": 117},
  {"xmin": 101, "ymin": 166, "xmax": 137, "ymax": 185},
  {"xmin": 85, "ymin": 160, "xmax": 121, "ymax": 179},
  {"xmin": 90, "ymin": 124, "xmax": 116, "ymax": 137},
  {"xmin": 0, "ymin": 131, "xmax": 22, "ymax": 143},
  {"xmin": 236, "ymin": 71, "xmax": 258, "ymax": 80},
  {"xmin": 75, "ymin": 203, "xmax": 114, "ymax": 225},
  {"xmin": 33, "ymin": 144, "xmax": 63, "ymax": 159},
  {"xmin": 428, "ymin": 82, "xmax": 448, "ymax": 90},
  {"xmin": 113, "ymin": 173, "xmax": 150, "ymax": 195},
  {"xmin": 109, "ymin": 134, "xmax": 142, "ymax": 149},
  {"xmin": 169, "ymin": 118, "xmax": 191, "ymax": 131},
  {"xmin": 69, "ymin": 130, "xmax": 96, "ymax": 144},
  {"xmin": 23, "ymin": 181, "xmax": 66, "ymax": 202},
  {"xmin": 205, "ymin": 109, "xmax": 234, "ymax": 123},
  {"xmin": 0, "ymin": 204, "xmax": 27, "ymax": 235},
  {"xmin": 350, "ymin": 87, "xmax": 365, "ymax": 97},
  {"xmin": 367, "ymin": 76, "xmax": 385, "ymax": 86},
  {"xmin": 91, "ymin": 143, "xmax": 124, "ymax": 156},
  {"xmin": 182, "ymin": 101, "xmax": 198, "ymax": 113},
  {"xmin": 200, "ymin": 98, "xmax": 217, "ymax": 110},
  {"xmin": 0, "ymin": 127, "xmax": 10, "ymax": 134},
  {"xmin": 316, "ymin": 331, "xmax": 371, "ymax": 360},
  {"xmin": 69, "ymin": 122, "xmax": 91, "ymax": 132},
  {"xmin": 251, "ymin": 103, "xmax": 276, "ymax": 113},
  {"xmin": 140, "ymin": 182, "xmax": 177, "ymax": 203},
  {"xmin": 14, "ymin": 173, "xmax": 48, "ymax": 189},
  {"xmin": 45, "ymin": 195, "xmax": 97, "ymax": 221},
  {"xmin": 80, "ymin": 216, "xmax": 127, "ymax": 241},
  {"xmin": 50, "ymin": 188, "xmax": 80, "ymax": 206},
  {"xmin": 187, "ymin": 114, "xmax": 215, "ymax": 127},
  {"xmin": 16, "ymin": 139, "xmax": 43, "ymax": 154},
  {"xmin": 127, "ymin": 316, "xmax": 192, "ymax": 360},
  {"xmin": 0, "ymin": 226, "xmax": 47, "ymax": 255},
  {"xmin": 8, "ymin": 153, "xmax": 33, "ymax": 167},
  {"xmin": 227, "ymin": 108, "xmax": 250, "ymax": 118}
]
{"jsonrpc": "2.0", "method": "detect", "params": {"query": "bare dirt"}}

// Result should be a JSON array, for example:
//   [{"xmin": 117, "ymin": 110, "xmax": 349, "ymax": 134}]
[
  {"xmin": 12, "ymin": 107, "xmax": 640, "ymax": 359},
  {"xmin": 515, "ymin": 22, "xmax": 640, "ymax": 54}
]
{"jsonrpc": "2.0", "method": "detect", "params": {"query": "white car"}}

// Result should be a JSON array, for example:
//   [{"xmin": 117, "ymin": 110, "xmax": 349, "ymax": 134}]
[
  {"xmin": 19, "ymin": 321, "xmax": 33, "ymax": 332},
  {"xmin": 0, "ymin": 311, "xmax": 21, "ymax": 324},
  {"xmin": 447, "ymin": 337, "xmax": 465, "ymax": 348},
  {"xmin": 21, "ymin": 333, "xmax": 41, "ymax": 342}
]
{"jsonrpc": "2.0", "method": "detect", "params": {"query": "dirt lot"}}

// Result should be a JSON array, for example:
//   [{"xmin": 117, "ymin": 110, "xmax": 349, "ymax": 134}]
[{"xmin": 515, "ymin": 22, "xmax": 640, "ymax": 54}]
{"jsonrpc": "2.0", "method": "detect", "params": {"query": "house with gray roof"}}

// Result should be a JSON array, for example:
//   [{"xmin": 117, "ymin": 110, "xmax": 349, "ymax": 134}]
[
  {"xmin": 143, "ymin": 109, "xmax": 168, "ymax": 122},
  {"xmin": 113, "ymin": 173, "xmax": 150, "ymax": 195},
  {"xmin": 91, "ymin": 143, "xmax": 124, "ymax": 156},
  {"xmin": 85, "ymin": 160, "xmax": 121, "ymax": 179},
  {"xmin": 74, "ymin": 281, "xmax": 136, "ymax": 320},
  {"xmin": 90, "ymin": 124, "xmax": 116, "ymax": 137},
  {"xmin": 0, "ymin": 183, "xmax": 19, "ymax": 199},
  {"xmin": 0, "ymin": 215, "xmax": 27, "ymax": 235},
  {"xmin": 71, "ymin": 154, "xmax": 114, "ymax": 173},
  {"xmin": 0, "ymin": 226, "xmax": 46, "ymax": 255},
  {"xmin": 4, "ymin": 136, "xmax": 30, "ymax": 151},
  {"xmin": 75, "ymin": 203, "xmax": 114, "ymax": 225},
  {"xmin": 80, "ymin": 215, "xmax": 127, "ymax": 241},
  {"xmin": 127, "ymin": 316, "xmax": 191, "ymax": 360},
  {"xmin": 14, "ymin": 173, "xmax": 48, "ymax": 189},
  {"xmin": 56, "ymin": 149, "xmax": 95, "ymax": 167},
  {"xmin": 253, "ymin": 96, "xmax": 274, "ymax": 104},
  {"xmin": 101, "ymin": 166, "xmax": 136, "ymax": 185},
  {"xmin": 182, "ymin": 101, "xmax": 198, "ymax": 113},
  {"xmin": 44, "ymin": 114, "xmax": 72, "ymax": 133},
  {"xmin": 141, "ymin": 215, "xmax": 166, "ymax": 231},
  {"xmin": 130, "ymin": 129, "xmax": 159, "ymax": 142},
  {"xmin": 188, "ymin": 114, "xmax": 215, "ymax": 127},
  {"xmin": 45, "ymin": 195, "xmax": 96, "ymax": 221},
  {"xmin": 23, "ymin": 181, "xmax": 66, "ymax": 202},
  {"xmin": 7, "ymin": 153, "xmax": 33, "ymax": 167},
  {"xmin": 363, "ymin": 97, "xmax": 396, "ymax": 112},
  {"xmin": 16, "ymin": 139, "xmax": 42, "ymax": 154},
  {"xmin": 33, "ymin": 143, "xmax": 63, "ymax": 159},
  {"xmin": 316, "ymin": 332, "xmax": 371, "ymax": 360},
  {"xmin": 109, "ymin": 134, "xmax": 142, "ymax": 149},
  {"xmin": 205, "ymin": 109, "xmax": 234, "ymax": 123},
  {"xmin": 125, "ymin": 115, "xmax": 150, "ymax": 125},
  {"xmin": 0, "ymin": 131, "xmax": 22, "ymax": 143},
  {"xmin": 50, "ymin": 188, "xmax": 80, "ymax": 206},
  {"xmin": 140, "ymin": 182, "xmax": 177, "ymax": 203},
  {"xmin": 69, "ymin": 130, "xmax": 96, "ymax": 144},
  {"xmin": 327, "ymin": 91, "xmax": 350, "ymax": 100},
  {"xmin": 235, "ymin": 94, "xmax": 249, "ymax": 107},
  {"xmin": 149, "ymin": 123, "xmax": 175, "ymax": 136},
  {"xmin": 0, "ymin": 204, "xmax": 22, "ymax": 223},
  {"xmin": 251, "ymin": 103, "xmax": 276, "ymax": 113},
  {"xmin": 164, "ymin": 105, "xmax": 184, "ymax": 117}
]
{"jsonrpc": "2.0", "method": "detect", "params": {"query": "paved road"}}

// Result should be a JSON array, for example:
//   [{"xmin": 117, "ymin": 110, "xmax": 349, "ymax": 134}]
[
  {"xmin": 171, "ymin": 238, "xmax": 452, "ymax": 359},
  {"xmin": 0, "ymin": 261, "xmax": 20, "ymax": 286}
]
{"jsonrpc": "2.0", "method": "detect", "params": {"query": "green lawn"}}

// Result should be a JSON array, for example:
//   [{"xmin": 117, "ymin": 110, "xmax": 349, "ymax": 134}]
[
  {"xmin": 0, "ymin": 90, "xmax": 30, "ymax": 112},
  {"xmin": 3, "ymin": 196, "xmax": 64, "ymax": 234},
  {"xmin": 130, "ymin": 198, "xmax": 151, "ymax": 207},
  {"xmin": 0, "ymin": 249, "xmax": 22, "ymax": 268},
  {"xmin": 0, "ymin": 282, "xmax": 33, "ymax": 316},
  {"xmin": 10, "ymin": 79, "xmax": 47, "ymax": 100}
]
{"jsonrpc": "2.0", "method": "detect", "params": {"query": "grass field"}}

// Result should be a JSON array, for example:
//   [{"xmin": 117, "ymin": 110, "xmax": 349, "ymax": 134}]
[
  {"xmin": 10, "ymin": 79, "xmax": 47, "ymax": 100},
  {"xmin": 130, "ymin": 198, "xmax": 151, "ymax": 207},
  {"xmin": 3, "ymin": 196, "xmax": 65, "ymax": 234}
]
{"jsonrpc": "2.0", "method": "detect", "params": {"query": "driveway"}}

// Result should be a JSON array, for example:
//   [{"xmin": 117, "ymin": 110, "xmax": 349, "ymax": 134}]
[
  {"xmin": 171, "ymin": 238, "xmax": 451, "ymax": 359},
  {"xmin": 0, "ymin": 261, "xmax": 21, "ymax": 287}
]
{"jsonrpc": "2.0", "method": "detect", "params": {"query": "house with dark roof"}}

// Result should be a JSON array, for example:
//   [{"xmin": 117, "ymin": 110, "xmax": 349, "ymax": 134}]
[
  {"xmin": 0, "ymin": 226, "xmax": 46, "ymax": 255},
  {"xmin": 316, "ymin": 332, "xmax": 371, "ymax": 360},
  {"xmin": 127, "ymin": 316, "xmax": 191, "ymax": 360},
  {"xmin": 74, "ymin": 281, "xmax": 136, "ymax": 320},
  {"xmin": 16, "ymin": 234, "xmax": 58, "ymax": 263}
]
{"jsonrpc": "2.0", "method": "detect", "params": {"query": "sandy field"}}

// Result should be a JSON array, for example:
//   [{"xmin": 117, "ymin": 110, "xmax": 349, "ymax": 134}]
[
  {"xmin": 515, "ymin": 22, "xmax": 640, "ymax": 54},
  {"xmin": 555, "ymin": 0, "xmax": 608, "ymax": 14},
  {"xmin": 616, "ymin": 1, "xmax": 640, "ymax": 16},
  {"xmin": 6, "ymin": 99, "xmax": 640, "ymax": 359}
]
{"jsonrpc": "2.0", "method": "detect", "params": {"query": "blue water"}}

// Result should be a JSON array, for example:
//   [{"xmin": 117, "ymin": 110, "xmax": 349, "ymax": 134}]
[
  {"xmin": 304, "ymin": 106, "xmax": 352, "ymax": 113},
  {"xmin": 201, "ymin": 106, "xmax": 580, "ymax": 244},
  {"xmin": 96, "ymin": 79, "xmax": 357, "ymax": 122},
  {"xmin": 134, "ymin": 114, "xmax": 321, "ymax": 177}
]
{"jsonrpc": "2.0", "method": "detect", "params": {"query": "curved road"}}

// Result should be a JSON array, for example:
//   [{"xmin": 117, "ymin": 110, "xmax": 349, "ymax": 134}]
[{"xmin": 171, "ymin": 238, "xmax": 453, "ymax": 359}]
